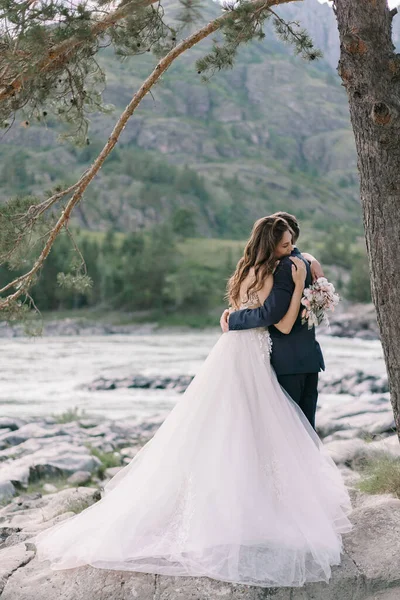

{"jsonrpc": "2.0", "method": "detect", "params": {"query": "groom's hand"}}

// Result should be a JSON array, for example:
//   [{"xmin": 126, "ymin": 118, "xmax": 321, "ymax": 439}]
[{"xmin": 220, "ymin": 309, "xmax": 230, "ymax": 333}]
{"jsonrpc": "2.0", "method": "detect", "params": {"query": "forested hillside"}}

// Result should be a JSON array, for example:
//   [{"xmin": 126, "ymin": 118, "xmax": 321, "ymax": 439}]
[
  {"xmin": 0, "ymin": 0, "xmax": 363, "ymax": 239},
  {"xmin": 0, "ymin": 0, "xmax": 376, "ymax": 318}
]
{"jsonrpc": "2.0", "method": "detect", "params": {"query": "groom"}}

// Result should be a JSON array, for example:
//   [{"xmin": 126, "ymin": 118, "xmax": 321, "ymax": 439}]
[{"xmin": 220, "ymin": 212, "xmax": 325, "ymax": 430}]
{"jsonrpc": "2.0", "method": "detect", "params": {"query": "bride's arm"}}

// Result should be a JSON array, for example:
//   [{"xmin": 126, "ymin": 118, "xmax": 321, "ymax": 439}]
[
  {"xmin": 301, "ymin": 252, "xmax": 316, "ymax": 262},
  {"xmin": 300, "ymin": 252, "xmax": 324, "ymax": 281},
  {"xmin": 274, "ymin": 257, "xmax": 306, "ymax": 335}
]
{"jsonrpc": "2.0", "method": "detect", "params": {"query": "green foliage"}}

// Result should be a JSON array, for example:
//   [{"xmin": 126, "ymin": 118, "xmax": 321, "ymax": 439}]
[
  {"xmin": 357, "ymin": 454, "xmax": 400, "ymax": 499},
  {"xmin": 0, "ymin": 151, "xmax": 35, "ymax": 192},
  {"xmin": 53, "ymin": 406, "xmax": 87, "ymax": 424},
  {"xmin": 25, "ymin": 475, "xmax": 71, "ymax": 498},
  {"xmin": 318, "ymin": 224, "xmax": 361, "ymax": 270},
  {"xmin": 272, "ymin": 16, "xmax": 323, "ymax": 61},
  {"xmin": 86, "ymin": 444, "xmax": 122, "ymax": 479},
  {"xmin": 172, "ymin": 207, "xmax": 198, "ymax": 238},
  {"xmin": 0, "ymin": 223, "xmax": 242, "ymax": 319},
  {"xmin": 0, "ymin": 0, "xmax": 176, "ymax": 143},
  {"xmin": 177, "ymin": 0, "xmax": 204, "ymax": 27},
  {"xmin": 197, "ymin": 1, "xmax": 270, "ymax": 77},
  {"xmin": 57, "ymin": 272, "xmax": 93, "ymax": 293},
  {"xmin": 0, "ymin": 194, "xmax": 43, "ymax": 267},
  {"xmin": 197, "ymin": 1, "xmax": 322, "ymax": 78},
  {"xmin": 347, "ymin": 251, "xmax": 372, "ymax": 303}
]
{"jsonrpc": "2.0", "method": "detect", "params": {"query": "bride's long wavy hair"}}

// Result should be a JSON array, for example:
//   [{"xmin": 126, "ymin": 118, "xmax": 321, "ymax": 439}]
[{"xmin": 226, "ymin": 216, "xmax": 293, "ymax": 308}]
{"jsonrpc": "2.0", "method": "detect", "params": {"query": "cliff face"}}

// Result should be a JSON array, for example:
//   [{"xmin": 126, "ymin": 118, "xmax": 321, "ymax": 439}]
[{"xmin": 280, "ymin": 1, "xmax": 400, "ymax": 70}]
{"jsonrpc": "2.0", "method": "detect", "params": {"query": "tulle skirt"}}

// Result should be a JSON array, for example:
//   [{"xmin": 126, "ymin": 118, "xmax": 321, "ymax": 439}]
[{"xmin": 33, "ymin": 329, "xmax": 352, "ymax": 587}]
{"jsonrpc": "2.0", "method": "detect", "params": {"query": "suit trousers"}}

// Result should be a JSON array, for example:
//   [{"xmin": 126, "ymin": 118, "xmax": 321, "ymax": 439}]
[{"xmin": 276, "ymin": 372, "xmax": 319, "ymax": 430}]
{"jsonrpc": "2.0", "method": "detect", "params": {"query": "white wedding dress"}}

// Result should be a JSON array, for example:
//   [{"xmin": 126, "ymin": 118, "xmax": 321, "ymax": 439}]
[{"xmin": 34, "ymin": 304, "xmax": 353, "ymax": 588}]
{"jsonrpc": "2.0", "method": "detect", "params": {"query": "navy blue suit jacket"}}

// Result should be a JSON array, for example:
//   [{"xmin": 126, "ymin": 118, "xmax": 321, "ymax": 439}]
[{"xmin": 228, "ymin": 248, "xmax": 325, "ymax": 375}]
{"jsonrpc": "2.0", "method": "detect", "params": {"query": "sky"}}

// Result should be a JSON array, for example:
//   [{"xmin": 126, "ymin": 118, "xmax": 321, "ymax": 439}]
[{"xmin": 318, "ymin": 0, "xmax": 399, "ymax": 6}]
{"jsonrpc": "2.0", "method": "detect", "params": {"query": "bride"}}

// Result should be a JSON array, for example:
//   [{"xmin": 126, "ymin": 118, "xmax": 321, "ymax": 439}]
[{"xmin": 33, "ymin": 216, "xmax": 352, "ymax": 588}]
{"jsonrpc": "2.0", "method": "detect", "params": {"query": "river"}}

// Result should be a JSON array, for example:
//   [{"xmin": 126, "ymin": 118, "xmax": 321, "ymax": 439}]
[{"xmin": 0, "ymin": 331, "xmax": 385, "ymax": 422}]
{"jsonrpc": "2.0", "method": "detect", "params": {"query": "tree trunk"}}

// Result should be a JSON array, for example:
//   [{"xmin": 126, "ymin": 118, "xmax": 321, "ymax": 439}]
[{"xmin": 334, "ymin": 0, "xmax": 400, "ymax": 441}]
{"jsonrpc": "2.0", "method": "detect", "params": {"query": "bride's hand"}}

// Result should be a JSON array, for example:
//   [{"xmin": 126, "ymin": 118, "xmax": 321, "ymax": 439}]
[
  {"xmin": 290, "ymin": 257, "xmax": 307, "ymax": 288},
  {"xmin": 220, "ymin": 309, "xmax": 230, "ymax": 333}
]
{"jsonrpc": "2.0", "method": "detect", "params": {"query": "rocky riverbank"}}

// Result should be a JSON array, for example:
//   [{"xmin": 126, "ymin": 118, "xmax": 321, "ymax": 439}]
[
  {"xmin": 0, "ymin": 415, "xmax": 161, "ymax": 505},
  {"xmin": 0, "ymin": 319, "xmax": 158, "ymax": 338},
  {"xmin": 87, "ymin": 368, "xmax": 390, "ymax": 401},
  {"xmin": 326, "ymin": 302, "xmax": 379, "ymax": 341},
  {"xmin": 0, "ymin": 449, "xmax": 399, "ymax": 599},
  {"xmin": 0, "ymin": 302, "xmax": 380, "ymax": 339},
  {"xmin": 0, "ymin": 405, "xmax": 399, "ymax": 598},
  {"xmin": 0, "ymin": 399, "xmax": 397, "ymax": 506}
]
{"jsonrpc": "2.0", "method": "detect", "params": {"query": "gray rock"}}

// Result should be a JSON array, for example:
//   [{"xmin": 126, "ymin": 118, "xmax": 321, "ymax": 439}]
[
  {"xmin": 0, "ymin": 435, "xmax": 75, "ymax": 462},
  {"xmin": 0, "ymin": 423, "xmax": 68, "ymax": 448},
  {"xmin": 362, "ymin": 590, "xmax": 400, "ymax": 600},
  {"xmin": 42, "ymin": 483, "xmax": 58, "ymax": 493},
  {"xmin": 316, "ymin": 394, "xmax": 394, "ymax": 439},
  {"xmin": 1, "ymin": 559, "xmax": 155, "ymax": 600},
  {"xmin": 0, "ymin": 481, "xmax": 16, "ymax": 503},
  {"xmin": 344, "ymin": 494, "xmax": 400, "ymax": 591},
  {"xmin": 0, "ymin": 443, "xmax": 101, "ymax": 488},
  {"xmin": 323, "ymin": 430, "xmax": 362, "ymax": 443},
  {"xmin": 78, "ymin": 419, "xmax": 99, "ymax": 429},
  {"xmin": 0, "ymin": 418, "xmax": 26, "ymax": 431},
  {"xmin": 324, "ymin": 438, "xmax": 368, "ymax": 465},
  {"xmin": 104, "ymin": 466, "xmax": 123, "ymax": 479},
  {"xmin": 366, "ymin": 435, "xmax": 400, "ymax": 458},
  {"xmin": 67, "ymin": 471, "xmax": 92, "ymax": 486},
  {"xmin": 324, "ymin": 434, "xmax": 400, "ymax": 466},
  {"xmin": 0, "ymin": 487, "xmax": 101, "ymax": 533},
  {"xmin": 319, "ymin": 371, "xmax": 388, "ymax": 396},
  {"xmin": 0, "ymin": 542, "xmax": 35, "ymax": 595},
  {"xmin": 120, "ymin": 446, "xmax": 140, "ymax": 458},
  {"xmin": 87, "ymin": 374, "xmax": 194, "ymax": 393},
  {"xmin": 326, "ymin": 303, "xmax": 379, "ymax": 341}
]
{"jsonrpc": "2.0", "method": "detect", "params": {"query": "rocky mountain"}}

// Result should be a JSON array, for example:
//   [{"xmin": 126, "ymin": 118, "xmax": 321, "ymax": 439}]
[{"xmin": 2, "ymin": 0, "xmax": 388, "ymax": 237}]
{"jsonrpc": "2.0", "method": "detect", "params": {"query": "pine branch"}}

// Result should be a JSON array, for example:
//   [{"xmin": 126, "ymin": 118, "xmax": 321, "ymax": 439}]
[{"xmin": 0, "ymin": 0, "xmax": 159, "ymax": 104}]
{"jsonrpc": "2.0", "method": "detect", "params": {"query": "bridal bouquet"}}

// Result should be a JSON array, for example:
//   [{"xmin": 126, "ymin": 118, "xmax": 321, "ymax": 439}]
[{"xmin": 301, "ymin": 277, "xmax": 340, "ymax": 330}]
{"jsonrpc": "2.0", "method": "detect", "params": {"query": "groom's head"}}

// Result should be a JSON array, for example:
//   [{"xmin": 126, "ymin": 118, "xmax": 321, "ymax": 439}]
[{"xmin": 270, "ymin": 211, "xmax": 299, "ymax": 244}]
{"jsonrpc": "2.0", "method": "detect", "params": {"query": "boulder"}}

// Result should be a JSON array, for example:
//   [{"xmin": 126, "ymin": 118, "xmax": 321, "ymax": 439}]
[
  {"xmin": 42, "ymin": 483, "xmax": 58, "ymax": 494},
  {"xmin": 0, "ymin": 423, "xmax": 68, "ymax": 448},
  {"xmin": 0, "ymin": 481, "xmax": 16, "ymax": 503},
  {"xmin": 323, "ymin": 438, "xmax": 368, "ymax": 465},
  {"xmin": 0, "ymin": 487, "xmax": 101, "ymax": 533},
  {"xmin": 0, "ymin": 436, "xmax": 76, "ymax": 463},
  {"xmin": 0, "ymin": 543, "xmax": 35, "ymax": 595},
  {"xmin": 0, "ymin": 418, "xmax": 26, "ymax": 432},
  {"xmin": 67, "ymin": 471, "xmax": 92, "ymax": 486},
  {"xmin": 323, "ymin": 434, "xmax": 400, "ymax": 466},
  {"xmin": 0, "ymin": 443, "xmax": 101, "ymax": 489},
  {"xmin": 316, "ymin": 394, "xmax": 394, "ymax": 439},
  {"xmin": 343, "ymin": 494, "xmax": 400, "ymax": 592},
  {"xmin": 104, "ymin": 466, "xmax": 123, "ymax": 479}
]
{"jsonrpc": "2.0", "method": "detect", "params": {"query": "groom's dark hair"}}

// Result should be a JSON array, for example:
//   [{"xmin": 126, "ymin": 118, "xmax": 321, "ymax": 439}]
[{"xmin": 270, "ymin": 211, "xmax": 299, "ymax": 243}]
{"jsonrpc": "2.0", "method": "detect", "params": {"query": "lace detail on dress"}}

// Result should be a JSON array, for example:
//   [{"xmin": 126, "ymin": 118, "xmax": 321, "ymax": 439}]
[
  {"xmin": 262, "ymin": 452, "xmax": 283, "ymax": 499},
  {"xmin": 257, "ymin": 329, "xmax": 273, "ymax": 364},
  {"xmin": 167, "ymin": 473, "xmax": 196, "ymax": 551},
  {"xmin": 239, "ymin": 291, "xmax": 260, "ymax": 310},
  {"xmin": 238, "ymin": 291, "xmax": 273, "ymax": 363}
]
